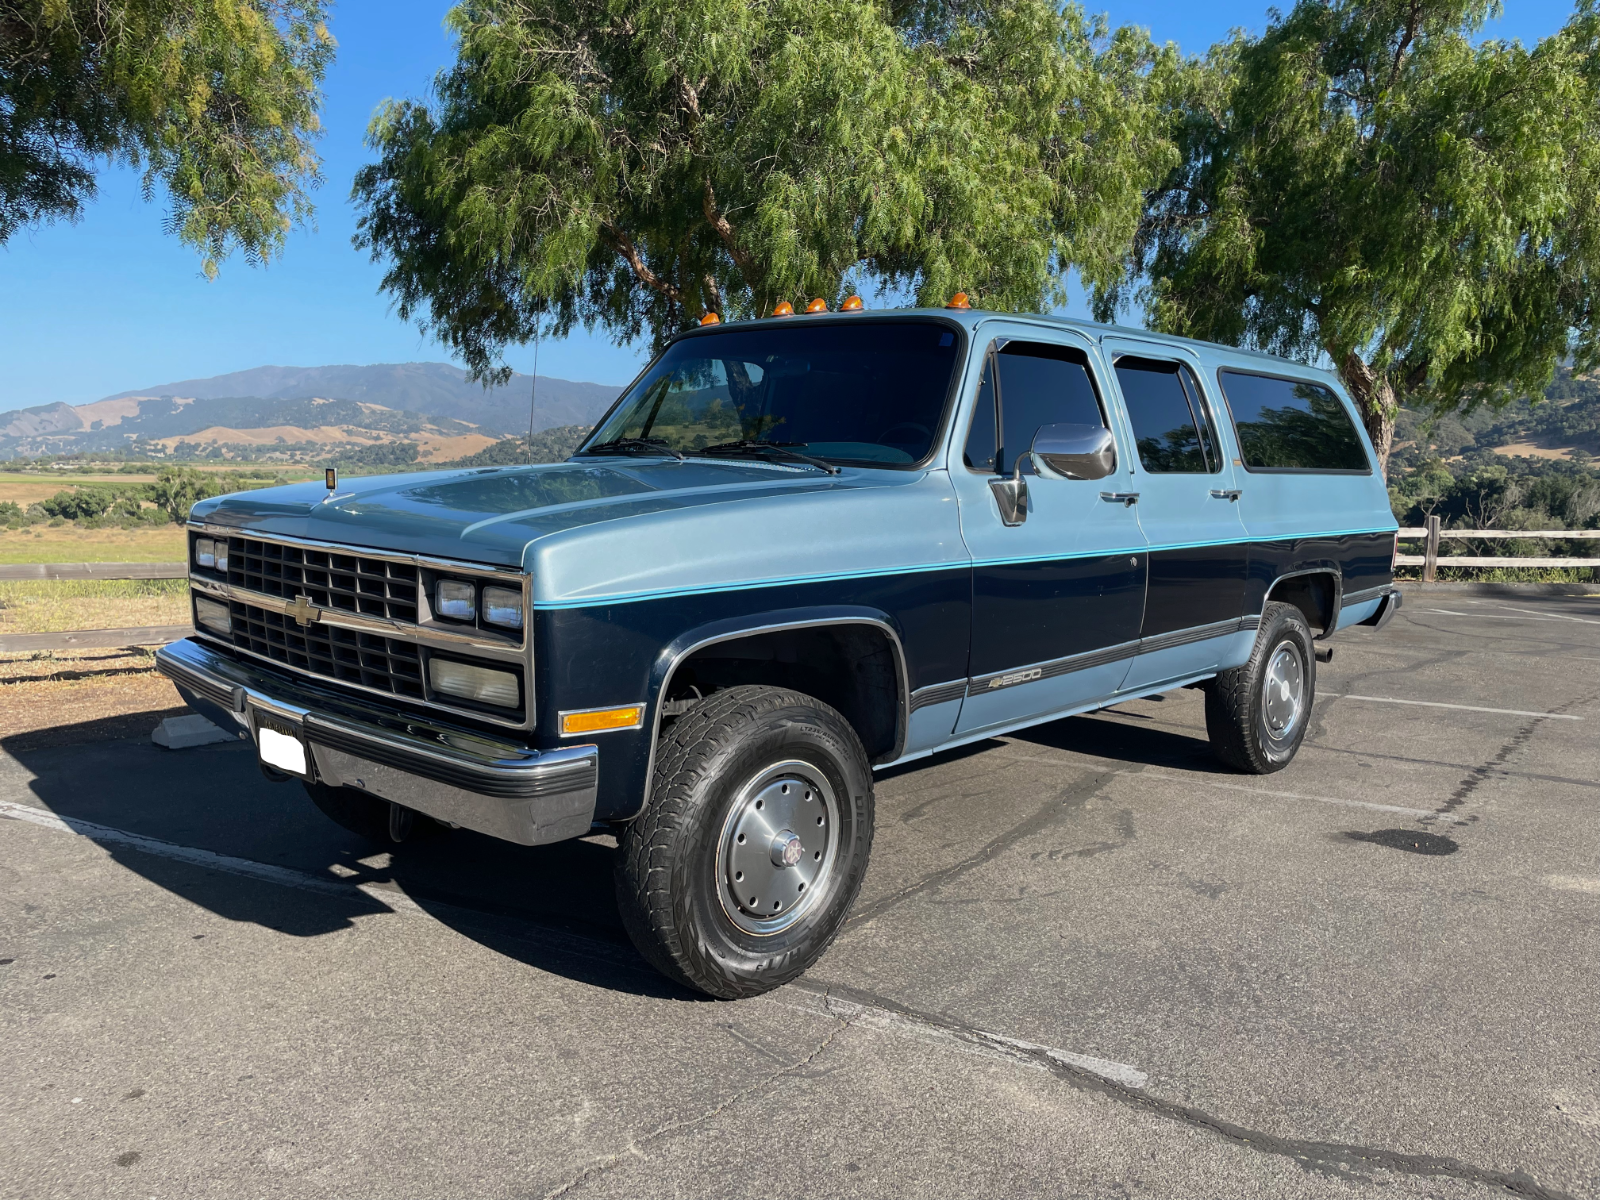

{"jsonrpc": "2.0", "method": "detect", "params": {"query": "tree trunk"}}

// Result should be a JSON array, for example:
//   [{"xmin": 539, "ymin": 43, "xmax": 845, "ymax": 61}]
[{"xmin": 1334, "ymin": 351, "xmax": 1397, "ymax": 480}]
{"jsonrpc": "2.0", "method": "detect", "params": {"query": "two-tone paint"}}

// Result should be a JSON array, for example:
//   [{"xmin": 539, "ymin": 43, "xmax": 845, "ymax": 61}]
[{"xmin": 187, "ymin": 309, "xmax": 1399, "ymax": 827}]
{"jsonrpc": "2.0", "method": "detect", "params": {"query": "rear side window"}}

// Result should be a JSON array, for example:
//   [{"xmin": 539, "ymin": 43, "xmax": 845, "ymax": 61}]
[
  {"xmin": 964, "ymin": 341, "xmax": 1106, "ymax": 475},
  {"xmin": 1114, "ymin": 357, "xmax": 1218, "ymax": 473},
  {"xmin": 1218, "ymin": 370, "xmax": 1370, "ymax": 472}
]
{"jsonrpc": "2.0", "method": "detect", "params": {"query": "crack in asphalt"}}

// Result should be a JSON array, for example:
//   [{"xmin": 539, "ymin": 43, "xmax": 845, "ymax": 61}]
[
  {"xmin": 843, "ymin": 768, "xmax": 1127, "ymax": 930},
  {"xmin": 1425, "ymin": 688, "xmax": 1600, "ymax": 832},
  {"xmin": 796, "ymin": 980, "xmax": 1578, "ymax": 1200},
  {"xmin": 537, "ymin": 1015, "xmax": 854, "ymax": 1199}
]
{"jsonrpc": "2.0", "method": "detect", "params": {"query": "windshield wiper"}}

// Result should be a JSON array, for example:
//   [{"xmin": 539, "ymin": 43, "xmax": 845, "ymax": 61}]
[
  {"xmin": 579, "ymin": 437, "xmax": 685, "ymax": 461},
  {"xmin": 694, "ymin": 440, "xmax": 842, "ymax": 475}
]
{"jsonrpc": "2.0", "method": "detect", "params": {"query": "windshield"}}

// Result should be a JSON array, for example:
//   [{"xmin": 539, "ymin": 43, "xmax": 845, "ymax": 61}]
[{"xmin": 579, "ymin": 321, "xmax": 962, "ymax": 467}]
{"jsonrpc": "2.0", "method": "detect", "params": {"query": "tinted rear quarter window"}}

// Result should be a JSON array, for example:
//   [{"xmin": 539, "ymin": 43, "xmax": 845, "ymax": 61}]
[{"xmin": 1219, "ymin": 370, "xmax": 1370, "ymax": 472}]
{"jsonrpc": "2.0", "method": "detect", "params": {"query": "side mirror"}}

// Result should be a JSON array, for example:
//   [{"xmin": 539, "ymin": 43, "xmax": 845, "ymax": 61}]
[{"xmin": 1031, "ymin": 423, "xmax": 1117, "ymax": 481}]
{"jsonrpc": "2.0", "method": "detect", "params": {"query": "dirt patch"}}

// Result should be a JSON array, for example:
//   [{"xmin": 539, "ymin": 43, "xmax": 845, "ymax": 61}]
[
  {"xmin": 1492, "ymin": 442, "xmax": 1582, "ymax": 461},
  {"xmin": 415, "ymin": 433, "xmax": 501, "ymax": 460},
  {"xmin": 0, "ymin": 648, "xmax": 190, "ymax": 749}
]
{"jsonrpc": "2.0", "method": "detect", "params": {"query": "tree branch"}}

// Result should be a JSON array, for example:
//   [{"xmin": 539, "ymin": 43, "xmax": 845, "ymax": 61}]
[
  {"xmin": 600, "ymin": 222, "xmax": 680, "ymax": 301},
  {"xmin": 702, "ymin": 179, "xmax": 758, "ymax": 287}
]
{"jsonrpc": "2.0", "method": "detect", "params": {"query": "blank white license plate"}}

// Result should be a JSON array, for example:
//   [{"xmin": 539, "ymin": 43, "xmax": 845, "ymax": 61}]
[{"xmin": 258, "ymin": 723, "xmax": 308, "ymax": 776}]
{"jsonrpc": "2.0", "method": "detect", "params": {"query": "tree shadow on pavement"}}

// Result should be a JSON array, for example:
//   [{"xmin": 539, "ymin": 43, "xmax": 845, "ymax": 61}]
[{"xmin": 0, "ymin": 712, "xmax": 694, "ymax": 1000}]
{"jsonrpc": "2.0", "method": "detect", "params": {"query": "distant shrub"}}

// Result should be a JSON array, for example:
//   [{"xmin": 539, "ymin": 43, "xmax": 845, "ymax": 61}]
[{"xmin": 151, "ymin": 466, "xmax": 225, "ymax": 523}]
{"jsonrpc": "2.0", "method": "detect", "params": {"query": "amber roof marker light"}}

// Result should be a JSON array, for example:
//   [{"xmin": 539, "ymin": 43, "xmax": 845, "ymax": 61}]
[
  {"xmin": 770, "ymin": 301, "xmax": 794, "ymax": 317},
  {"xmin": 805, "ymin": 298, "xmax": 828, "ymax": 313},
  {"xmin": 946, "ymin": 292, "xmax": 971, "ymax": 309},
  {"xmin": 840, "ymin": 296, "xmax": 864, "ymax": 311},
  {"xmin": 699, "ymin": 312, "xmax": 720, "ymax": 325}
]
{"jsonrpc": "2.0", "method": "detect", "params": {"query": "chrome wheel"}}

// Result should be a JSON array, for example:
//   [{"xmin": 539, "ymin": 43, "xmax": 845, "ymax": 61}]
[
  {"xmin": 717, "ymin": 759, "xmax": 840, "ymax": 936},
  {"xmin": 1261, "ymin": 640, "xmax": 1305, "ymax": 740}
]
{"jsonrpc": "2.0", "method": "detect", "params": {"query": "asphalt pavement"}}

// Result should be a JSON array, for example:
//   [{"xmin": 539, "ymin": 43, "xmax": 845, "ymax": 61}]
[{"xmin": 1, "ymin": 587, "xmax": 1596, "ymax": 1199}]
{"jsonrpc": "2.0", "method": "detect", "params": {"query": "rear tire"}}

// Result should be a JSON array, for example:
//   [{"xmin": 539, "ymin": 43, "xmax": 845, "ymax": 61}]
[
  {"xmin": 615, "ymin": 685, "xmax": 875, "ymax": 999},
  {"xmin": 303, "ymin": 782, "xmax": 424, "ymax": 844},
  {"xmin": 1205, "ymin": 601, "xmax": 1316, "ymax": 774}
]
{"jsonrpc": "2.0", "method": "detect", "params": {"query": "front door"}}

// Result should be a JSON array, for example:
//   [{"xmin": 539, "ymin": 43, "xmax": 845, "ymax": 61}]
[
  {"xmin": 1101, "ymin": 337, "xmax": 1250, "ymax": 691},
  {"xmin": 951, "ymin": 325, "xmax": 1146, "ymax": 735}
]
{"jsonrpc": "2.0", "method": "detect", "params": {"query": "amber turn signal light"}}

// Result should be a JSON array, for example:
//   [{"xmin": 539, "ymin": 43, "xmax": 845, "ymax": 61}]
[
  {"xmin": 699, "ymin": 312, "xmax": 720, "ymax": 325},
  {"xmin": 946, "ymin": 292, "xmax": 971, "ymax": 309},
  {"xmin": 840, "ymin": 295, "xmax": 863, "ymax": 311},
  {"xmin": 805, "ymin": 298, "xmax": 828, "ymax": 313},
  {"xmin": 560, "ymin": 706, "xmax": 645, "ymax": 736},
  {"xmin": 770, "ymin": 301, "xmax": 794, "ymax": 317}
]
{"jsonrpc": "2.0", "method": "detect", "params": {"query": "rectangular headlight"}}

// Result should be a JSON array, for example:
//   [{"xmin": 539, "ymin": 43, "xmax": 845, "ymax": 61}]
[
  {"xmin": 435, "ymin": 579, "xmax": 476, "ymax": 620},
  {"xmin": 195, "ymin": 538, "xmax": 216, "ymax": 569},
  {"xmin": 194, "ymin": 596, "xmax": 231, "ymax": 635},
  {"xmin": 429, "ymin": 658, "xmax": 520, "ymax": 708},
  {"xmin": 481, "ymin": 585, "xmax": 523, "ymax": 630},
  {"xmin": 214, "ymin": 541, "xmax": 228, "ymax": 571}
]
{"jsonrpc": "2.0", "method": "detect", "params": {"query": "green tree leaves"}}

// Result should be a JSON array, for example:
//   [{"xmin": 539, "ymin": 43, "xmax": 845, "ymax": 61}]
[
  {"xmin": 1103, "ymin": 0, "xmax": 1600, "ymax": 476},
  {"xmin": 1, "ymin": 0, "xmax": 334, "ymax": 275},
  {"xmin": 352, "ymin": 0, "xmax": 1178, "ymax": 380}
]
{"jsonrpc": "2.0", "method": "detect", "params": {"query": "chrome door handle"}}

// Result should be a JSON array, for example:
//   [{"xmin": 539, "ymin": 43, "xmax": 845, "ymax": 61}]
[
  {"xmin": 1209, "ymin": 489, "xmax": 1242, "ymax": 501},
  {"xmin": 1099, "ymin": 492, "xmax": 1139, "ymax": 506}
]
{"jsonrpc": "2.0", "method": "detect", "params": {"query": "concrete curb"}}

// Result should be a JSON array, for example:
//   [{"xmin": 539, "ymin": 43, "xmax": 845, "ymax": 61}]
[{"xmin": 1397, "ymin": 580, "xmax": 1600, "ymax": 597}]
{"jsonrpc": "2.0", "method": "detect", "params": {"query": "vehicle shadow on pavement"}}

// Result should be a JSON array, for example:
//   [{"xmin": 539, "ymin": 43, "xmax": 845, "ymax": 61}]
[
  {"xmin": 1, "ymin": 714, "xmax": 693, "ymax": 1000},
  {"xmin": 1008, "ymin": 704, "xmax": 1236, "ymax": 773}
]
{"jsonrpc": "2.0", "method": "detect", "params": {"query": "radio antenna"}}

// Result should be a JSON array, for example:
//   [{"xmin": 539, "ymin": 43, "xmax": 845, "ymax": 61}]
[{"xmin": 526, "ymin": 321, "xmax": 541, "ymax": 465}]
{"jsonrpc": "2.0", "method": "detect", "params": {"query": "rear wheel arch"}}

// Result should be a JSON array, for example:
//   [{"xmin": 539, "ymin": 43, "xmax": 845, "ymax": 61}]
[{"xmin": 1264, "ymin": 568, "xmax": 1341, "ymax": 638}]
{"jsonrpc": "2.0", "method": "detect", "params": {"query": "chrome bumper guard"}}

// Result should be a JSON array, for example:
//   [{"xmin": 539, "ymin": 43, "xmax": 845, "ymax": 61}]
[
  {"xmin": 155, "ymin": 638, "xmax": 598, "ymax": 847},
  {"xmin": 1359, "ymin": 587, "xmax": 1403, "ymax": 631}
]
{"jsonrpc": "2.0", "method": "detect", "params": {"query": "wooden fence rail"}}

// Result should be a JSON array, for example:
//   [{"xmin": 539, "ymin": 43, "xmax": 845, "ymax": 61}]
[
  {"xmin": 2, "ymin": 531, "xmax": 1594, "ymax": 654},
  {"xmin": 1397, "ymin": 518, "xmax": 1598, "ymax": 581},
  {"xmin": 0, "ymin": 562, "xmax": 190, "ymax": 653}
]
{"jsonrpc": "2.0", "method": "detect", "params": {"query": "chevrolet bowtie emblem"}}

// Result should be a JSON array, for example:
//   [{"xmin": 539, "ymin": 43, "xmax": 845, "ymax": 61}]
[{"xmin": 288, "ymin": 595, "xmax": 321, "ymax": 626}]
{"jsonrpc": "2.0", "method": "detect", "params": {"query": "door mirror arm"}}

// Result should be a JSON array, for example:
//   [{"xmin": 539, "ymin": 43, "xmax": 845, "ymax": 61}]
[{"xmin": 989, "ymin": 458, "xmax": 1028, "ymax": 527}]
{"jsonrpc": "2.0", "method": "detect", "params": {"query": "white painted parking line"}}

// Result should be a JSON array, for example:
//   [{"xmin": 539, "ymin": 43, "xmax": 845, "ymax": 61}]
[
  {"xmin": 779, "ymin": 986, "xmax": 1149, "ymax": 1089},
  {"xmin": 1003, "ymin": 753, "xmax": 1468, "ymax": 824},
  {"xmin": 1173, "ymin": 777, "xmax": 1468, "ymax": 824},
  {"xmin": 1422, "ymin": 607, "xmax": 1600, "ymax": 626},
  {"xmin": 0, "ymin": 799, "xmax": 425, "ymax": 914},
  {"xmin": 0, "ymin": 798, "xmax": 1151, "ymax": 1100},
  {"xmin": 1491, "ymin": 604, "xmax": 1600, "ymax": 625},
  {"xmin": 1318, "ymin": 692, "xmax": 1582, "ymax": 720},
  {"xmin": 1543, "ymin": 875, "xmax": 1600, "ymax": 894}
]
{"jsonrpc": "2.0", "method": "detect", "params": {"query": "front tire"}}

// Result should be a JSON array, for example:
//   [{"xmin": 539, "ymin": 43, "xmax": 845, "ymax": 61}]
[
  {"xmin": 1205, "ymin": 601, "xmax": 1316, "ymax": 774},
  {"xmin": 303, "ymin": 781, "xmax": 423, "ymax": 844},
  {"xmin": 615, "ymin": 685, "xmax": 875, "ymax": 999}
]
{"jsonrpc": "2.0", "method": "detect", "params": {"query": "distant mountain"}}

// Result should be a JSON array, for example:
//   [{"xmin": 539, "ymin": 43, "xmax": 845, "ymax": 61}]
[
  {"xmin": 0, "ymin": 362, "xmax": 626, "ymax": 461},
  {"xmin": 100, "ymin": 362, "xmax": 624, "ymax": 435}
]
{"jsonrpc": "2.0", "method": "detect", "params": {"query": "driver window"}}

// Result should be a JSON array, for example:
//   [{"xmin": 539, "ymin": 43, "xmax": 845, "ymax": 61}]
[{"xmin": 963, "ymin": 341, "xmax": 1107, "ymax": 474}]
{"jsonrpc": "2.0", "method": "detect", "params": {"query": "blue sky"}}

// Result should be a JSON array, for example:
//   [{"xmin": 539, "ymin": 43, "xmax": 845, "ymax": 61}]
[{"xmin": 0, "ymin": 0, "xmax": 1579, "ymax": 409}]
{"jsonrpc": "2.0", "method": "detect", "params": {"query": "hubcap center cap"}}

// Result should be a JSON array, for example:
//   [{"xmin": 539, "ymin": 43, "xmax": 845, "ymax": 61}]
[{"xmin": 771, "ymin": 830, "xmax": 804, "ymax": 867}]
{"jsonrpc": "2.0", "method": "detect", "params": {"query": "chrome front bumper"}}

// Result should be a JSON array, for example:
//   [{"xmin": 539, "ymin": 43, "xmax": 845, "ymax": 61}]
[{"xmin": 155, "ymin": 638, "xmax": 598, "ymax": 847}]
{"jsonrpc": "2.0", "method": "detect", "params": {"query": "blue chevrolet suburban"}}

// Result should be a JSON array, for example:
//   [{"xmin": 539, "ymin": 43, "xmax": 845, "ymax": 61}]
[{"xmin": 157, "ymin": 306, "xmax": 1401, "ymax": 997}]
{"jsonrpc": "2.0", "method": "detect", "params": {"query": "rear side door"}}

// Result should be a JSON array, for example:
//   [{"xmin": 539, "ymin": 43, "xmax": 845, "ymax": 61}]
[
  {"xmin": 1210, "ymin": 367, "xmax": 1392, "ymax": 625},
  {"xmin": 1101, "ymin": 337, "xmax": 1251, "ymax": 690},
  {"xmin": 950, "ymin": 324, "xmax": 1146, "ymax": 735}
]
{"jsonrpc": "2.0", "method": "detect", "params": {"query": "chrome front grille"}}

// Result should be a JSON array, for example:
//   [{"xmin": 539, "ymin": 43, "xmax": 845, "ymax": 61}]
[
  {"xmin": 189, "ymin": 526, "xmax": 531, "ymax": 729},
  {"xmin": 226, "ymin": 599, "xmax": 425, "ymax": 700},
  {"xmin": 226, "ymin": 536, "xmax": 420, "ymax": 624}
]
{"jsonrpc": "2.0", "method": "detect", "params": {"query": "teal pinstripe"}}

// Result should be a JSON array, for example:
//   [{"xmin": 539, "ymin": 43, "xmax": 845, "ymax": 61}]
[{"xmin": 532, "ymin": 526, "xmax": 1398, "ymax": 611}]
